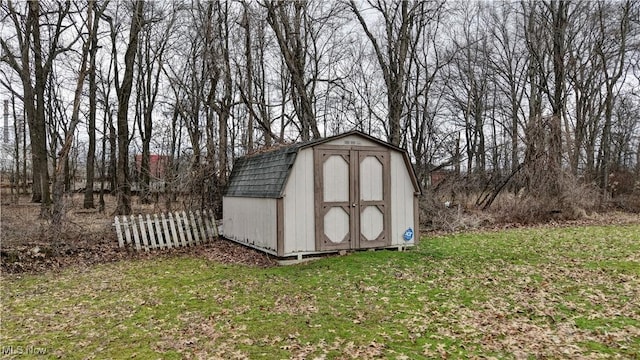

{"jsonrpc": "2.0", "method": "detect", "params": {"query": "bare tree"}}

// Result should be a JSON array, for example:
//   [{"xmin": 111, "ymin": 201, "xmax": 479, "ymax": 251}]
[
  {"xmin": 446, "ymin": 3, "xmax": 492, "ymax": 175},
  {"xmin": 52, "ymin": 1, "xmax": 104, "ymax": 223},
  {"xmin": 236, "ymin": 1, "xmax": 280, "ymax": 149},
  {"xmin": 349, "ymin": 0, "xmax": 444, "ymax": 146},
  {"xmin": 136, "ymin": 2, "xmax": 175, "ymax": 204},
  {"xmin": 10, "ymin": 98, "xmax": 22, "ymax": 198},
  {"xmin": 565, "ymin": 3, "xmax": 606, "ymax": 178},
  {"xmin": 486, "ymin": 2, "xmax": 529, "ymax": 175},
  {"xmin": 404, "ymin": 2, "xmax": 452, "ymax": 184},
  {"xmin": 264, "ymin": 0, "xmax": 321, "ymax": 140},
  {"xmin": 546, "ymin": 0, "xmax": 568, "ymax": 198},
  {"xmin": 209, "ymin": 1, "xmax": 234, "ymax": 188},
  {"xmin": 522, "ymin": 0, "xmax": 554, "ymax": 195},
  {"xmin": 239, "ymin": 1, "xmax": 255, "ymax": 152},
  {"xmin": 98, "ymin": 69, "xmax": 113, "ymax": 212},
  {"xmin": 0, "ymin": 75, "xmax": 28, "ymax": 197},
  {"xmin": 84, "ymin": 0, "xmax": 108, "ymax": 209},
  {"xmin": 1, "ymin": 0, "xmax": 72, "ymax": 216},
  {"xmin": 112, "ymin": 0, "xmax": 145, "ymax": 215},
  {"xmin": 238, "ymin": 1, "xmax": 279, "ymax": 148},
  {"xmin": 595, "ymin": 0, "xmax": 633, "ymax": 199}
]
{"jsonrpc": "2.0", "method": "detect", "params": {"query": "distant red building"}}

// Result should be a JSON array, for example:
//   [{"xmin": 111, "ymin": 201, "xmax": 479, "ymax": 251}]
[
  {"xmin": 135, "ymin": 154, "xmax": 169, "ymax": 179},
  {"xmin": 429, "ymin": 169, "xmax": 456, "ymax": 187}
]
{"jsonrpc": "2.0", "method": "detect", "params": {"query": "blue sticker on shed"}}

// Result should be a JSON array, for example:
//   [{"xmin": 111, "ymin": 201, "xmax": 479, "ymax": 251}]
[{"xmin": 403, "ymin": 228, "xmax": 413, "ymax": 241}]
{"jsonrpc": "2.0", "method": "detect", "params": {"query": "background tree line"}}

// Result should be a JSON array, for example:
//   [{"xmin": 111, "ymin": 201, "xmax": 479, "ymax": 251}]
[{"xmin": 1, "ymin": 0, "xmax": 639, "ymax": 222}]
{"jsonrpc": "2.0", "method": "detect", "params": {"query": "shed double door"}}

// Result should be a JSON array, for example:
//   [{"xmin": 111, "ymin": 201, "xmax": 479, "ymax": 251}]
[{"xmin": 315, "ymin": 147, "xmax": 391, "ymax": 251}]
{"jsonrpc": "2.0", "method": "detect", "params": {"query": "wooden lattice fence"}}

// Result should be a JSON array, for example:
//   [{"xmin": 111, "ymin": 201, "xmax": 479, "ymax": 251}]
[{"xmin": 114, "ymin": 210, "xmax": 218, "ymax": 251}]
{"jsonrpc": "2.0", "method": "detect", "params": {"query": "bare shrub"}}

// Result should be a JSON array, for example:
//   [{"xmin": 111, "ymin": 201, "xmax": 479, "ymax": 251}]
[
  {"xmin": 491, "ymin": 174, "xmax": 601, "ymax": 224},
  {"xmin": 560, "ymin": 176, "xmax": 601, "ymax": 215},
  {"xmin": 419, "ymin": 191, "xmax": 494, "ymax": 232},
  {"xmin": 611, "ymin": 193, "xmax": 640, "ymax": 213},
  {"xmin": 422, "ymin": 166, "xmax": 603, "ymax": 227},
  {"xmin": 430, "ymin": 173, "xmax": 475, "ymax": 208},
  {"xmin": 180, "ymin": 162, "xmax": 223, "ymax": 218},
  {"xmin": 608, "ymin": 169, "xmax": 638, "ymax": 197},
  {"xmin": 607, "ymin": 169, "xmax": 640, "ymax": 212},
  {"xmin": 492, "ymin": 195, "xmax": 557, "ymax": 224}
]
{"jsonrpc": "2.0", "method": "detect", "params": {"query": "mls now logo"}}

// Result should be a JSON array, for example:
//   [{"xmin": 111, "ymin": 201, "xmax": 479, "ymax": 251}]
[{"xmin": 2, "ymin": 345, "xmax": 47, "ymax": 355}]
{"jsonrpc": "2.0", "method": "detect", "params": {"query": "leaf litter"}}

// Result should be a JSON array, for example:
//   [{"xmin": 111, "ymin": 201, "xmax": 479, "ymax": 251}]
[{"xmin": 1, "ymin": 221, "xmax": 639, "ymax": 358}]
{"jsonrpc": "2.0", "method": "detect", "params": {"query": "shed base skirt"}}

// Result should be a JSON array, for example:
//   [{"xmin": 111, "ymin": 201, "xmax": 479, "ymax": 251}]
[{"xmin": 221, "ymin": 235, "xmax": 415, "ymax": 264}]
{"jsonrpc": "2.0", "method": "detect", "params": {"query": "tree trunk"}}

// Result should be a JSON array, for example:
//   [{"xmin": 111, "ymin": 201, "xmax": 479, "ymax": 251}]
[
  {"xmin": 28, "ymin": 1, "xmax": 52, "ymax": 214},
  {"xmin": 636, "ymin": 141, "xmax": 640, "ymax": 180},
  {"xmin": 510, "ymin": 84, "xmax": 519, "ymax": 175},
  {"xmin": 548, "ymin": 0, "xmax": 567, "ymax": 198},
  {"xmin": 596, "ymin": 0, "xmax": 630, "ymax": 200},
  {"xmin": 84, "ymin": 1, "xmax": 102, "ymax": 209},
  {"xmin": 218, "ymin": 2, "xmax": 232, "ymax": 187},
  {"xmin": 348, "ymin": 0, "xmax": 419, "ymax": 146},
  {"xmin": 523, "ymin": 1, "xmax": 545, "ymax": 193},
  {"xmin": 22, "ymin": 106, "xmax": 27, "ymax": 195},
  {"xmin": 115, "ymin": 0, "xmax": 145, "ymax": 215},
  {"xmin": 242, "ymin": 4, "xmax": 254, "ymax": 152},
  {"xmin": 265, "ymin": 1, "xmax": 320, "ymax": 141},
  {"xmin": 108, "ymin": 121, "xmax": 117, "ymax": 194},
  {"xmin": 10, "ymin": 98, "xmax": 21, "ymax": 200},
  {"xmin": 138, "ymin": 41, "xmax": 152, "ymax": 204},
  {"xmin": 52, "ymin": 1, "xmax": 97, "ymax": 224},
  {"xmin": 99, "ymin": 105, "xmax": 107, "ymax": 212}
]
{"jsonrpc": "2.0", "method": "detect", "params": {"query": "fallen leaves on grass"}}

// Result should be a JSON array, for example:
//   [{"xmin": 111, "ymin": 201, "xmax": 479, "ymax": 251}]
[
  {"xmin": 2, "ymin": 225, "xmax": 639, "ymax": 359},
  {"xmin": 1, "ymin": 231, "xmax": 275, "ymax": 274}
]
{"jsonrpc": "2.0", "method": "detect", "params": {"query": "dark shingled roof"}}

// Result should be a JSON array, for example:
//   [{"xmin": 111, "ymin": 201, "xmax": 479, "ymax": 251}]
[{"xmin": 224, "ymin": 143, "xmax": 306, "ymax": 198}]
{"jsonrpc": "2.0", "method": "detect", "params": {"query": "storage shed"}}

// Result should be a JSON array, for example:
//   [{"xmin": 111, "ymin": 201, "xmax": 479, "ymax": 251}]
[{"xmin": 222, "ymin": 131, "xmax": 421, "ymax": 258}]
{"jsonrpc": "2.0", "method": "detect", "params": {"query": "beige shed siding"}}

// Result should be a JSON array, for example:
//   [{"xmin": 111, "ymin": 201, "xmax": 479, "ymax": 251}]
[
  {"xmin": 282, "ymin": 148, "xmax": 315, "ymax": 254},
  {"xmin": 222, "ymin": 197, "xmax": 277, "ymax": 252},
  {"xmin": 324, "ymin": 134, "xmax": 379, "ymax": 147},
  {"xmin": 390, "ymin": 151, "xmax": 416, "ymax": 245}
]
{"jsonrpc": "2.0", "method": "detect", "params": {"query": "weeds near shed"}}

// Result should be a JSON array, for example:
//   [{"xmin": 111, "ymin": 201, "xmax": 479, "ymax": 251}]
[
  {"xmin": 420, "ymin": 191, "xmax": 494, "ymax": 232},
  {"xmin": 424, "ymin": 170, "xmax": 606, "ymax": 227}
]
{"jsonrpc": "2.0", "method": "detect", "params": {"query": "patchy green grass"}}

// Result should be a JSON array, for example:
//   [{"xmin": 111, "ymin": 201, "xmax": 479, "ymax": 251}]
[{"xmin": 1, "ymin": 225, "xmax": 639, "ymax": 359}]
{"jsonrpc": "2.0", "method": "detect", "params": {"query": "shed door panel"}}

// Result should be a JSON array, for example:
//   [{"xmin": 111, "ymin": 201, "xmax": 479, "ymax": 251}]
[
  {"xmin": 315, "ymin": 148, "xmax": 390, "ymax": 251},
  {"xmin": 316, "ymin": 150, "xmax": 352, "ymax": 250},
  {"xmin": 358, "ymin": 151, "xmax": 390, "ymax": 248}
]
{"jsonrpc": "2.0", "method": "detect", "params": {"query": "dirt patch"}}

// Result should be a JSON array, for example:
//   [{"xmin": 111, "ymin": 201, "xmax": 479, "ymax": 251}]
[{"xmin": 1, "ymin": 194, "xmax": 275, "ymax": 275}]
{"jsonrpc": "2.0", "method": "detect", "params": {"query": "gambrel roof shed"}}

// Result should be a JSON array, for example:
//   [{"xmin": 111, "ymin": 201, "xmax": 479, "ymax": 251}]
[{"xmin": 222, "ymin": 131, "xmax": 421, "ymax": 258}]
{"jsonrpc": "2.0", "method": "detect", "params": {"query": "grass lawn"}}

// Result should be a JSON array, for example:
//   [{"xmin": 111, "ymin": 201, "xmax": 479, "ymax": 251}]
[{"xmin": 1, "ymin": 225, "xmax": 639, "ymax": 359}]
